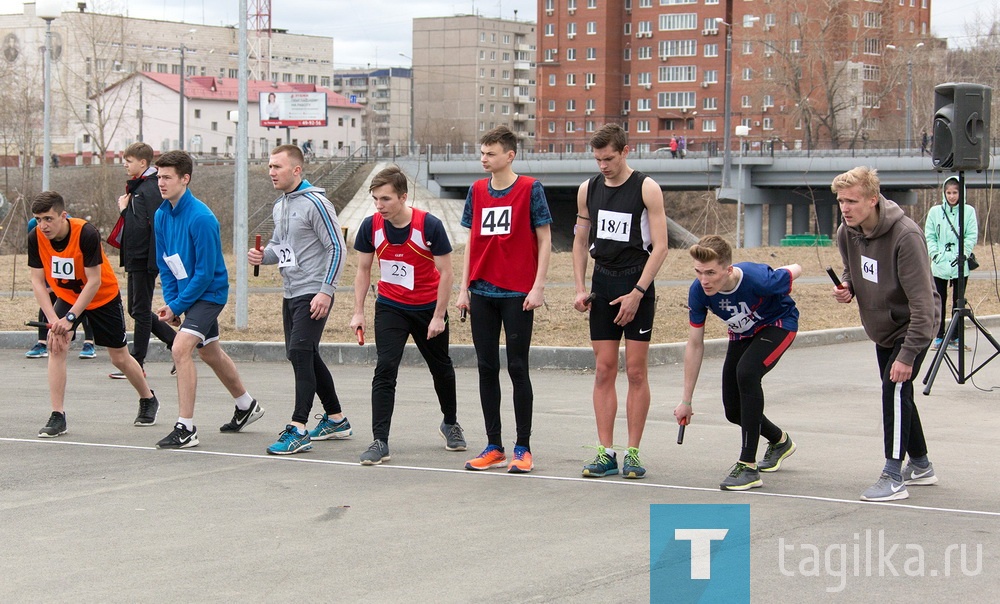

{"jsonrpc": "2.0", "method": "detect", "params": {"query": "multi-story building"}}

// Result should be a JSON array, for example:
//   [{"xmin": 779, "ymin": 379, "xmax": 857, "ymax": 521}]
[
  {"xmin": 333, "ymin": 67, "xmax": 413, "ymax": 152},
  {"xmin": 536, "ymin": 0, "xmax": 932, "ymax": 154},
  {"xmin": 1, "ymin": 2, "xmax": 334, "ymax": 156},
  {"xmin": 412, "ymin": 14, "xmax": 537, "ymax": 150}
]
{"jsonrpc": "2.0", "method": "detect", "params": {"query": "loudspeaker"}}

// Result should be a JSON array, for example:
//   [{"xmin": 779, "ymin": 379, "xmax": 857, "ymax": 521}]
[{"xmin": 932, "ymin": 83, "xmax": 992, "ymax": 171}]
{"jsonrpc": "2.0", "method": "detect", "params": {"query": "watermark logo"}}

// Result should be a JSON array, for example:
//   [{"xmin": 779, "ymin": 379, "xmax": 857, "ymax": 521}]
[{"xmin": 650, "ymin": 504, "xmax": 750, "ymax": 603}]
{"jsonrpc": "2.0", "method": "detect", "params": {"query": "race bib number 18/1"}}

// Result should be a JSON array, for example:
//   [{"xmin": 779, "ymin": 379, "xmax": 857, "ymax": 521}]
[
  {"xmin": 480, "ymin": 206, "xmax": 512, "ymax": 236},
  {"xmin": 50, "ymin": 256, "xmax": 76, "ymax": 280},
  {"xmin": 596, "ymin": 209, "xmax": 632, "ymax": 242}
]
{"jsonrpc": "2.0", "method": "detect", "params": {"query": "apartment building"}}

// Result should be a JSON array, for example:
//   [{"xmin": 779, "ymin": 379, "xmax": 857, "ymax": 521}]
[
  {"xmin": 2, "ymin": 2, "xmax": 333, "ymax": 155},
  {"xmin": 412, "ymin": 14, "xmax": 538, "ymax": 150},
  {"xmin": 333, "ymin": 67, "xmax": 413, "ymax": 151},
  {"xmin": 535, "ymin": 0, "xmax": 932, "ymax": 153}
]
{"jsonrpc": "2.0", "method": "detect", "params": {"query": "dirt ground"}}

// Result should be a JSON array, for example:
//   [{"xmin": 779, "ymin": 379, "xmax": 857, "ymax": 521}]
[{"xmin": 4, "ymin": 245, "xmax": 1000, "ymax": 347}]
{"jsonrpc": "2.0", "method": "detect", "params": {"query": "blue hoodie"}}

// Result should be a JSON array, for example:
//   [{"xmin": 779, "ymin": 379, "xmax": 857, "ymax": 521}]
[{"xmin": 155, "ymin": 188, "xmax": 229, "ymax": 315}]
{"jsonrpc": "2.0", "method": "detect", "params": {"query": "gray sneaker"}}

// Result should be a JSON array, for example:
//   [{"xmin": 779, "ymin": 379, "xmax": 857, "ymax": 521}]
[
  {"xmin": 758, "ymin": 434, "xmax": 796, "ymax": 472},
  {"xmin": 902, "ymin": 461, "xmax": 938, "ymax": 486},
  {"xmin": 720, "ymin": 462, "xmax": 763, "ymax": 491},
  {"xmin": 860, "ymin": 473, "xmax": 909, "ymax": 502},
  {"xmin": 439, "ymin": 421, "xmax": 467, "ymax": 451},
  {"xmin": 360, "ymin": 439, "xmax": 391, "ymax": 465}
]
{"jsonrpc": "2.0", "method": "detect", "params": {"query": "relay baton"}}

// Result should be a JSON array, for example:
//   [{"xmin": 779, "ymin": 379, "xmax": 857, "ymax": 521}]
[
  {"xmin": 677, "ymin": 417, "xmax": 689, "ymax": 445},
  {"xmin": 26, "ymin": 321, "xmax": 51, "ymax": 328},
  {"xmin": 460, "ymin": 308, "xmax": 467, "ymax": 323},
  {"xmin": 826, "ymin": 266, "xmax": 844, "ymax": 289},
  {"xmin": 356, "ymin": 326, "xmax": 365, "ymax": 346},
  {"xmin": 253, "ymin": 234, "xmax": 261, "ymax": 277}
]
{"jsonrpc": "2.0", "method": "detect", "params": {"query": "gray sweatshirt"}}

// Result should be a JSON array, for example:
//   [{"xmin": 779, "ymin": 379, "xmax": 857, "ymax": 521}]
[{"xmin": 262, "ymin": 180, "xmax": 346, "ymax": 299}]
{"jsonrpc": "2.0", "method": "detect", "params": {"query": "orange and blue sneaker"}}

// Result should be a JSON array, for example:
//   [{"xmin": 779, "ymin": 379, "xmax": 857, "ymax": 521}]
[
  {"xmin": 465, "ymin": 444, "xmax": 507, "ymax": 470},
  {"xmin": 507, "ymin": 445, "xmax": 533, "ymax": 473}
]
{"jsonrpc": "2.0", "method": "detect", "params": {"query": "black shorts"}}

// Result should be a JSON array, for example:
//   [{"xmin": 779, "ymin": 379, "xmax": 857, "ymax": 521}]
[
  {"xmin": 589, "ymin": 264, "xmax": 656, "ymax": 342},
  {"xmin": 54, "ymin": 295, "xmax": 128, "ymax": 349},
  {"xmin": 179, "ymin": 300, "xmax": 223, "ymax": 347},
  {"xmin": 283, "ymin": 293, "xmax": 329, "ymax": 355}
]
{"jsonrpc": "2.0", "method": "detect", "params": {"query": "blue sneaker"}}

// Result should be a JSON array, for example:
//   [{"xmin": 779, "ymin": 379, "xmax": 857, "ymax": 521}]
[
  {"xmin": 25, "ymin": 343, "xmax": 48, "ymax": 358},
  {"xmin": 582, "ymin": 445, "xmax": 619, "ymax": 477},
  {"xmin": 79, "ymin": 342, "xmax": 96, "ymax": 359},
  {"xmin": 308, "ymin": 414, "xmax": 353, "ymax": 440},
  {"xmin": 622, "ymin": 447, "xmax": 646, "ymax": 479},
  {"xmin": 267, "ymin": 425, "xmax": 313, "ymax": 455}
]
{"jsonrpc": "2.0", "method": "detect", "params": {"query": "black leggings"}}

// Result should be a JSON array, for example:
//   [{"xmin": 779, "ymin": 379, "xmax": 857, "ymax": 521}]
[
  {"xmin": 933, "ymin": 276, "xmax": 966, "ymax": 339},
  {"xmin": 876, "ymin": 340, "xmax": 928, "ymax": 461},
  {"xmin": 470, "ymin": 293, "xmax": 534, "ymax": 449},
  {"xmin": 721, "ymin": 326, "xmax": 795, "ymax": 463}
]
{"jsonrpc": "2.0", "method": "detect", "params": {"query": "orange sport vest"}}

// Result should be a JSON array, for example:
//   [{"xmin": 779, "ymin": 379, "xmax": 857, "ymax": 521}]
[{"xmin": 36, "ymin": 217, "xmax": 119, "ymax": 309}]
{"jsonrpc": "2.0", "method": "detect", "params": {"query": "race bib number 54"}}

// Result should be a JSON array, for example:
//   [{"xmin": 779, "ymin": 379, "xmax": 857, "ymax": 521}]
[{"xmin": 596, "ymin": 209, "xmax": 632, "ymax": 242}]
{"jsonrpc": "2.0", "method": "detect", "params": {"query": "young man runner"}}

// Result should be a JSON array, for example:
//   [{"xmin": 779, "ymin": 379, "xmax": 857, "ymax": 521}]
[
  {"xmin": 350, "ymin": 165, "xmax": 465, "ymax": 465},
  {"xmin": 154, "ymin": 150, "xmax": 263, "ymax": 449},
  {"xmin": 457, "ymin": 126, "xmax": 552, "ymax": 474},
  {"xmin": 572, "ymin": 124, "xmax": 668, "ymax": 479},
  {"xmin": 248, "ymin": 144, "xmax": 351, "ymax": 455},
  {"xmin": 675, "ymin": 235, "xmax": 800, "ymax": 491},
  {"xmin": 109, "ymin": 142, "xmax": 177, "ymax": 379},
  {"xmin": 832, "ymin": 166, "xmax": 940, "ymax": 502},
  {"xmin": 28, "ymin": 191, "xmax": 158, "ymax": 437}
]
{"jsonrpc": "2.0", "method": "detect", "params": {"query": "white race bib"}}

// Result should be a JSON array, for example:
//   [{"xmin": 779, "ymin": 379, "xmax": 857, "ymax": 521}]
[
  {"xmin": 162, "ymin": 253, "xmax": 189, "ymax": 280},
  {"xmin": 860, "ymin": 255, "xmax": 878, "ymax": 284},
  {"xmin": 49, "ymin": 256, "xmax": 76, "ymax": 280},
  {"xmin": 275, "ymin": 243, "xmax": 297, "ymax": 268},
  {"xmin": 380, "ymin": 259, "xmax": 415, "ymax": 290},
  {"xmin": 596, "ymin": 209, "xmax": 632, "ymax": 242},
  {"xmin": 480, "ymin": 206, "xmax": 512, "ymax": 236}
]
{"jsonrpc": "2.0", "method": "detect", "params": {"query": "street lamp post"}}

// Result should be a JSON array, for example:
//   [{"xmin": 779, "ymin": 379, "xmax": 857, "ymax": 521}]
[
  {"xmin": 179, "ymin": 43, "xmax": 186, "ymax": 150},
  {"xmin": 735, "ymin": 124, "xmax": 749, "ymax": 248},
  {"xmin": 886, "ymin": 42, "xmax": 924, "ymax": 149},
  {"xmin": 35, "ymin": 0, "xmax": 61, "ymax": 191},
  {"xmin": 399, "ymin": 53, "xmax": 416, "ymax": 155},
  {"xmin": 717, "ymin": 15, "xmax": 757, "ymax": 189}
]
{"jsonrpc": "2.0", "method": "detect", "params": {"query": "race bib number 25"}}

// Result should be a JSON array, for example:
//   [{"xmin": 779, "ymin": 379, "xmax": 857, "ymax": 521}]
[{"xmin": 379, "ymin": 259, "xmax": 415, "ymax": 290}]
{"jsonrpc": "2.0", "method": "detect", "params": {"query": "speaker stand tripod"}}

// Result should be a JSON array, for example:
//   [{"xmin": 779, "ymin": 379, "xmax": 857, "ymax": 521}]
[{"xmin": 922, "ymin": 171, "xmax": 1000, "ymax": 394}]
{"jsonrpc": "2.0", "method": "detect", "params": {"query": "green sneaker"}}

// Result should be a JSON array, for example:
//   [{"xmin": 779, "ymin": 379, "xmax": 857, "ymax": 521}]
[
  {"xmin": 582, "ymin": 445, "xmax": 619, "ymax": 477},
  {"xmin": 720, "ymin": 462, "xmax": 763, "ymax": 491},
  {"xmin": 622, "ymin": 447, "xmax": 646, "ymax": 479}
]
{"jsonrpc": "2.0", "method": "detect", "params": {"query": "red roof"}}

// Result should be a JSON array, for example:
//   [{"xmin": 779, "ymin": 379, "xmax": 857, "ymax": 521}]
[{"xmin": 140, "ymin": 73, "xmax": 359, "ymax": 108}]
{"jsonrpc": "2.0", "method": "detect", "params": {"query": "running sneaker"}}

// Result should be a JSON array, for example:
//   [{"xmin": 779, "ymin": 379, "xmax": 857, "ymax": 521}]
[
  {"xmin": 134, "ymin": 392, "xmax": 159, "ymax": 426},
  {"xmin": 622, "ymin": 447, "xmax": 646, "ymax": 479},
  {"xmin": 930, "ymin": 337, "xmax": 943, "ymax": 351},
  {"xmin": 465, "ymin": 444, "xmax": 507, "ymax": 470},
  {"xmin": 582, "ymin": 445, "xmax": 618, "ymax": 477},
  {"xmin": 79, "ymin": 343, "xmax": 96, "ymax": 359},
  {"xmin": 758, "ymin": 434, "xmax": 797, "ymax": 472},
  {"xmin": 219, "ymin": 400, "xmax": 264, "ymax": 432},
  {"xmin": 25, "ymin": 343, "xmax": 48, "ymax": 358},
  {"xmin": 720, "ymin": 462, "xmax": 763, "ymax": 491},
  {"xmin": 38, "ymin": 411, "xmax": 67, "ymax": 438},
  {"xmin": 110, "ymin": 368, "xmax": 146, "ymax": 380},
  {"xmin": 267, "ymin": 425, "xmax": 313, "ymax": 455},
  {"xmin": 860, "ymin": 473, "xmax": 908, "ymax": 502},
  {"xmin": 156, "ymin": 423, "xmax": 199, "ymax": 449},
  {"xmin": 507, "ymin": 445, "xmax": 533, "ymax": 473},
  {"xmin": 948, "ymin": 339, "xmax": 971, "ymax": 352},
  {"xmin": 439, "ymin": 421, "xmax": 467, "ymax": 451},
  {"xmin": 360, "ymin": 439, "xmax": 391, "ymax": 465},
  {"xmin": 170, "ymin": 364, "xmax": 177, "ymax": 376},
  {"xmin": 902, "ymin": 461, "xmax": 938, "ymax": 486},
  {"xmin": 308, "ymin": 414, "xmax": 353, "ymax": 440}
]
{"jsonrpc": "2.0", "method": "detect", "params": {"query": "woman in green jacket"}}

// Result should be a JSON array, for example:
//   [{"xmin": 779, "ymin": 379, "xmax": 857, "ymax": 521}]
[{"xmin": 924, "ymin": 176, "xmax": 978, "ymax": 351}]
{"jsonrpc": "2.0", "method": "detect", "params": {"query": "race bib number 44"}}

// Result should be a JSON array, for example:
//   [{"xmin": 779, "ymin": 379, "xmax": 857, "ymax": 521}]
[
  {"xmin": 480, "ymin": 206, "xmax": 512, "ymax": 236},
  {"xmin": 380, "ymin": 259, "xmax": 415, "ymax": 290},
  {"xmin": 596, "ymin": 210, "xmax": 632, "ymax": 242},
  {"xmin": 49, "ymin": 256, "xmax": 76, "ymax": 280}
]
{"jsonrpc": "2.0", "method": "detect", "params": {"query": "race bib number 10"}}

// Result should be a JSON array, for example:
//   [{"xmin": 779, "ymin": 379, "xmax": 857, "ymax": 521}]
[
  {"xmin": 380, "ymin": 259, "xmax": 415, "ymax": 290},
  {"xmin": 480, "ymin": 206, "xmax": 512, "ymax": 236},
  {"xmin": 596, "ymin": 209, "xmax": 632, "ymax": 242},
  {"xmin": 50, "ymin": 256, "xmax": 76, "ymax": 280}
]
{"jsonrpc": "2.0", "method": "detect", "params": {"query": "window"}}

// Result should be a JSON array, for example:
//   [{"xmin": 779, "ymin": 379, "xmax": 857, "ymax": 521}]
[
  {"xmin": 194, "ymin": 109, "xmax": 202, "ymax": 118},
  {"xmin": 703, "ymin": 69, "xmax": 718, "ymax": 83},
  {"xmin": 863, "ymin": 64, "xmax": 880, "ymax": 81},
  {"xmin": 624, "ymin": 23, "xmax": 632, "ymax": 35},
  {"xmin": 211, "ymin": 122, "xmax": 218, "ymax": 131},
  {"xmin": 586, "ymin": 72, "xmax": 597, "ymax": 85},
  {"xmin": 588, "ymin": 0, "xmax": 597, "ymax": 7},
  {"xmin": 762, "ymin": 95, "xmax": 773, "ymax": 108},
  {"xmin": 659, "ymin": 39, "xmax": 697, "ymax": 57},
  {"xmin": 637, "ymin": 21, "xmax": 653, "ymax": 35},
  {"xmin": 863, "ymin": 38, "xmax": 882, "ymax": 55},
  {"xmin": 587, "ymin": 47, "xmax": 597, "ymax": 60},
  {"xmin": 740, "ymin": 118, "xmax": 752, "ymax": 128},
  {"xmin": 567, "ymin": 99, "xmax": 576, "ymax": 111},
  {"xmin": 567, "ymin": 73, "xmax": 577, "ymax": 85},
  {"xmin": 567, "ymin": 23, "xmax": 577, "ymax": 37},
  {"xmin": 624, "ymin": 48, "xmax": 632, "ymax": 60},
  {"xmin": 586, "ymin": 120, "xmax": 596, "ymax": 132},
  {"xmin": 545, "ymin": 49, "xmax": 557, "ymax": 62},
  {"xmin": 638, "ymin": 72, "xmax": 652, "ymax": 85},
  {"xmin": 864, "ymin": 12, "xmax": 882, "ymax": 28},
  {"xmin": 657, "ymin": 91, "xmax": 696, "ymax": 108},
  {"xmin": 587, "ymin": 22, "xmax": 597, "ymax": 35},
  {"xmin": 545, "ymin": 24, "xmax": 554, "ymax": 36},
  {"xmin": 549, "ymin": 74, "xmax": 556, "ymax": 86},
  {"xmin": 637, "ymin": 99, "xmax": 651, "ymax": 111},
  {"xmin": 638, "ymin": 46, "xmax": 653, "ymax": 59},
  {"xmin": 742, "ymin": 67, "xmax": 753, "ymax": 80},
  {"xmin": 862, "ymin": 92, "xmax": 880, "ymax": 108},
  {"xmin": 703, "ymin": 97, "xmax": 717, "ymax": 110},
  {"xmin": 636, "ymin": 120, "xmax": 650, "ymax": 133},
  {"xmin": 548, "ymin": 121, "xmax": 556, "ymax": 133},
  {"xmin": 742, "ymin": 41, "xmax": 753, "ymax": 55},
  {"xmin": 567, "ymin": 48, "xmax": 577, "ymax": 61},
  {"xmin": 790, "ymin": 39, "xmax": 802, "ymax": 54},
  {"xmin": 741, "ymin": 95, "xmax": 751, "ymax": 108},
  {"xmin": 703, "ymin": 119, "xmax": 717, "ymax": 132},
  {"xmin": 566, "ymin": 121, "xmax": 576, "ymax": 133},
  {"xmin": 659, "ymin": 65, "xmax": 697, "ymax": 82},
  {"xmin": 659, "ymin": 13, "xmax": 698, "ymax": 31},
  {"xmin": 548, "ymin": 100, "xmax": 555, "ymax": 111},
  {"xmin": 623, "ymin": 73, "xmax": 631, "ymax": 86},
  {"xmin": 704, "ymin": 44, "xmax": 718, "ymax": 57},
  {"xmin": 851, "ymin": 15, "xmax": 860, "ymax": 28},
  {"xmin": 586, "ymin": 99, "xmax": 596, "ymax": 111}
]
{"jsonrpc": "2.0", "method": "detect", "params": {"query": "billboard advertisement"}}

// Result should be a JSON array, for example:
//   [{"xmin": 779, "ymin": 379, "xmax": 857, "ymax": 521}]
[{"xmin": 259, "ymin": 91, "xmax": 328, "ymax": 127}]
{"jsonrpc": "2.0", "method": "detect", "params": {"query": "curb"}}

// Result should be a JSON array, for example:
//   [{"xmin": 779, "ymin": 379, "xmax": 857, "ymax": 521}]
[{"xmin": 11, "ymin": 319, "xmax": 996, "ymax": 370}]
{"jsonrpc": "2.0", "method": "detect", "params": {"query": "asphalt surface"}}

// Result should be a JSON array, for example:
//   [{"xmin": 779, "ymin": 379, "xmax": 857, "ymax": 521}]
[{"xmin": 2, "ymin": 333, "xmax": 999, "ymax": 602}]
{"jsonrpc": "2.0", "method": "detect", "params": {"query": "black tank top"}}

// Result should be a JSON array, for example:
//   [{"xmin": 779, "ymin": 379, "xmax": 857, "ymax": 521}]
[{"xmin": 586, "ymin": 169, "xmax": 653, "ymax": 270}]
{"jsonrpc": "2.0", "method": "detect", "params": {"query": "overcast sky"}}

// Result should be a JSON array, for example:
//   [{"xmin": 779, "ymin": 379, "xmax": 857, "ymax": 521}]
[{"xmin": 2, "ymin": 0, "xmax": 994, "ymax": 68}]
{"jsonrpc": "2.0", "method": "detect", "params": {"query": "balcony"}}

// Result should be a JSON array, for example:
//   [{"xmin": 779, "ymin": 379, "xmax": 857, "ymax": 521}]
[{"xmin": 514, "ymin": 61, "xmax": 533, "ymax": 71}]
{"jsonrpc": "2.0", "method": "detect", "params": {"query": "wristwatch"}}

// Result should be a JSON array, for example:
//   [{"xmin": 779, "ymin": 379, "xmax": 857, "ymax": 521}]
[{"xmin": 65, "ymin": 311, "xmax": 77, "ymax": 323}]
